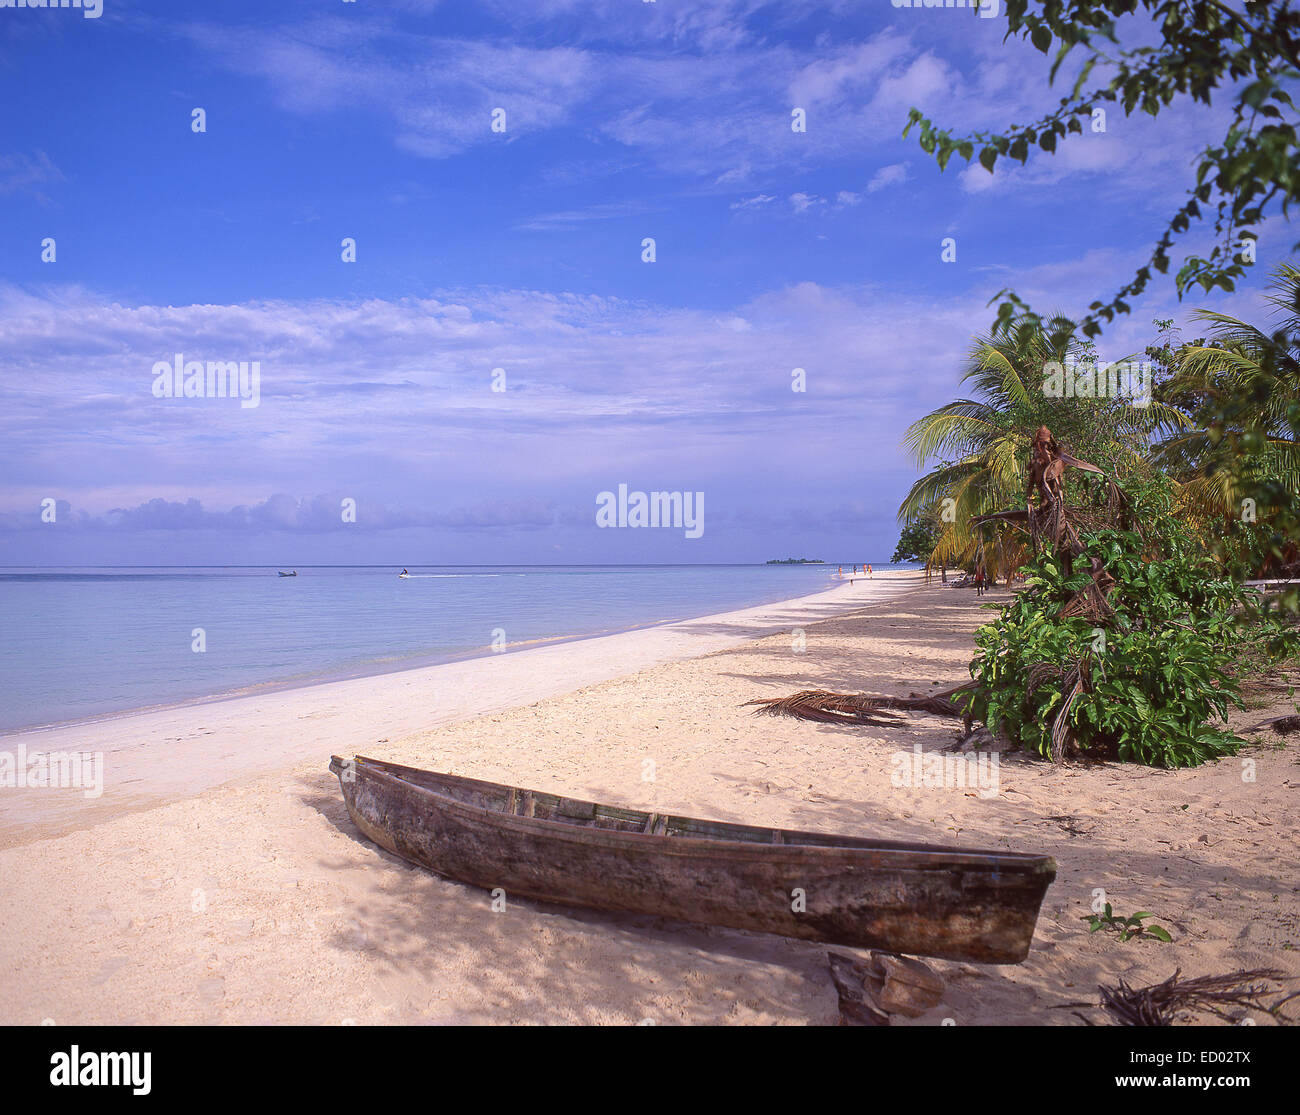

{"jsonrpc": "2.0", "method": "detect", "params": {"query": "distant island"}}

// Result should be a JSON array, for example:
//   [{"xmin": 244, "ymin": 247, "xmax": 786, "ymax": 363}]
[{"xmin": 765, "ymin": 558, "xmax": 824, "ymax": 564}]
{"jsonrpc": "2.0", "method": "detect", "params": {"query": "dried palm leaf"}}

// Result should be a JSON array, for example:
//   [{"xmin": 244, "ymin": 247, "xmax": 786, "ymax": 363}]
[
  {"xmin": 1025, "ymin": 661, "xmax": 1064, "ymax": 695},
  {"xmin": 745, "ymin": 687, "xmax": 970, "ymax": 726},
  {"xmin": 971, "ymin": 509, "xmax": 1030, "ymax": 527},
  {"xmin": 1100, "ymin": 968, "xmax": 1290, "ymax": 1026},
  {"xmin": 1049, "ymin": 666, "xmax": 1084, "ymax": 764},
  {"xmin": 1248, "ymin": 713, "xmax": 1300, "ymax": 734},
  {"xmin": 1058, "ymin": 450, "xmax": 1107, "ymax": 477},
  {"xmin": 1059, "ymin": 584, "xmax": 1114, "ymax": 622}
]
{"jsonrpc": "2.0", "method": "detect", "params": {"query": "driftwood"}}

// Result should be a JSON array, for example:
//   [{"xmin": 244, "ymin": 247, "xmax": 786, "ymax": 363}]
[
  {"xmin": 828, "ymin": 953, "xmax": 890, "ymax": 1026},
  {"xmin": 828, "ymin": 950, "xmax": 945, "ymax": 1025},
  {"xmin": 865, "ymin": 953, "xmax": 946, "ymax": 1017}
]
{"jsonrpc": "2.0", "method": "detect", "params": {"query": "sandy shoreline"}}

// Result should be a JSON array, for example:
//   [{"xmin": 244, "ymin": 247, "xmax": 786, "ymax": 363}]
[{"xmin": 1, "ymin": 573, "xmax": 1296, "ymax": 1025}]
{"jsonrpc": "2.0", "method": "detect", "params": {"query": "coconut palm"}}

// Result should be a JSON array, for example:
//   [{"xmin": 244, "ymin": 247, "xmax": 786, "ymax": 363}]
[
  {"xmin": 1154, "ymin": 262, "xmax": 1300, "ymax": 519},
  {"xmin": 898, "ymin": 318, "xmax": 1189, "ymax": 577}
]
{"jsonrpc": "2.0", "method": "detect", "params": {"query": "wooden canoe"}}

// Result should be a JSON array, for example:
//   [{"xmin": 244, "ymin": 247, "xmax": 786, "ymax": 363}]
[{"xmin": 328, "ymin": 755, "xmax": 1056, "ymax": 963}]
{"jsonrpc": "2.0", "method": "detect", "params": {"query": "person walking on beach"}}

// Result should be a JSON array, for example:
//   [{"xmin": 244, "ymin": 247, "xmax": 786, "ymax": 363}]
[{"xmin": 867, "ymin": 564, "xmax": 873, "ymax": 578}]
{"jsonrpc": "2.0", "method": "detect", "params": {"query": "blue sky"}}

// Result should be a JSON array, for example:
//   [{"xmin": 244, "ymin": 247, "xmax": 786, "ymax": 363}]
[{"xmin": 0, "ymin": 0, "xmax": 1287, "ymax": 565}]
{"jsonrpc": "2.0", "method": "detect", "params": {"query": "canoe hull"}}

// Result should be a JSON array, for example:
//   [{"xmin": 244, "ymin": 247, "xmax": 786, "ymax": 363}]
[{"xmin": 329, "ymin": 756, "xmax": 1055, "ymax": 964}]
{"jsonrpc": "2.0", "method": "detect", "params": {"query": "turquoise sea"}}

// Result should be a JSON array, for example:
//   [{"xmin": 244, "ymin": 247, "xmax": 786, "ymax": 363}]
[{"xmin": 0, "ymin": 563, "xmax": 908, "ymax": 732}]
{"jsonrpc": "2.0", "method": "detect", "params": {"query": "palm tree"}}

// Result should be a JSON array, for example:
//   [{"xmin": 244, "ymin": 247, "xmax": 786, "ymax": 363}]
[
  {"xmin": 1155, "ymin": 263, "xmax": 1300, "ymax": 520},
  {"xmin": 898, "ymin": 318, "xmax": 1188, "ymax": 578}
]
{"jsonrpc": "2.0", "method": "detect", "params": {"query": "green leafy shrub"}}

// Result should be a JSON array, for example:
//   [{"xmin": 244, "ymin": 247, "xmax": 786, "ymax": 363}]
[{"xmin": 961, "ymin": 501, "xmax": 1285, "ymax": 767}]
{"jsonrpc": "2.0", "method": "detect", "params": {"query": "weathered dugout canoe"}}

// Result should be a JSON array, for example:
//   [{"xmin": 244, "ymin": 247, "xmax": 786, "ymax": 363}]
[{"xmin": 328, "ymin": 755, "xmax": 1056, "ymax": 963}]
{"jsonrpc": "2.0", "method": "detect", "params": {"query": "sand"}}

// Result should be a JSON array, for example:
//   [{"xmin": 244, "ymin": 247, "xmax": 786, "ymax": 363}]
[{"xmin": 1, "ymin": 571, "xmax": 1296, "ymax": 1025}]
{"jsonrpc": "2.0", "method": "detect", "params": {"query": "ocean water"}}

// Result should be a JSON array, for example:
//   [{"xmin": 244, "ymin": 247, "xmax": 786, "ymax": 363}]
[{"xmin": 0, "ymin": 563, "xmax": 903, "ymax": 733}]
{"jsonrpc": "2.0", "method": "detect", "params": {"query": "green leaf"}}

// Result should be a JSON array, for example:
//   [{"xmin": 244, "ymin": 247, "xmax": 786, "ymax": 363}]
[{"xmin": 1240, "ymin": 79, "xmax": 1272, "ymax": 109}]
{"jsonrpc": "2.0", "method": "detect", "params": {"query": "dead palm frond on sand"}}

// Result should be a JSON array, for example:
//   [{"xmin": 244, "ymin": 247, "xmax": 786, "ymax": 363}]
[
  {"xmin": 1098, "ymin": 968, "xmax": 1295, "ymax": 1026},
  {"xmin": 745, "ymin": 686, "xmax": 971, "ymax": 727}
]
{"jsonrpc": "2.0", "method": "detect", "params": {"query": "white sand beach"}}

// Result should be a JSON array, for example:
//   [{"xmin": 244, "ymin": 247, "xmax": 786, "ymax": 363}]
[{"xmin": 1, "ymin": 571, "xmax": 1296, "ymax": 1025}]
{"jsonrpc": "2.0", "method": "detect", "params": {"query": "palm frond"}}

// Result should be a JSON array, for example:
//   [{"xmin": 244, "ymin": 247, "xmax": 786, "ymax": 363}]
[
  {"xmin": 1099, "ymin": 969, "xmax": 1291, "ymax": 1027},
  {"xmin": 745, "ymin": 688, "xmax": 969, "ymax": 725}
]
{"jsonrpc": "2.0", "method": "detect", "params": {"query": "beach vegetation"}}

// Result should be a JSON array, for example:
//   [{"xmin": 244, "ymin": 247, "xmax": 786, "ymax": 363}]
[
  {"xmin": 764, "ymin": 465, "xmax": 1295, "ymax": 768},
  {"xmin": 903, "ymin": 0, "xmax": 1299, "ymax": 348},
  {"xmin": 890, "ymin": 517, "xmax": 942, "ymax": 563},
  {"xmin": 761, "ymin": 3, "xmax": 1300, "ymax": 769},
  {"xmin": 897, "ymin": 319, "xmax": 1187, "ymax": 579},
  {"xmin": 959, "ymin": 476, "xmax": 1289, "ymax": 766},
  {"xmin": 1084, "ymin": 903, "xmax": 1173, "ymax": 943}
]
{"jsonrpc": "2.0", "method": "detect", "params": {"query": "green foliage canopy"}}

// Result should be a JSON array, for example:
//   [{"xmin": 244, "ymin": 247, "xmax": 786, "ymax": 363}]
[{"xmin": 904, "ymin": 0, "xmax": 1300, "ymax": 343}]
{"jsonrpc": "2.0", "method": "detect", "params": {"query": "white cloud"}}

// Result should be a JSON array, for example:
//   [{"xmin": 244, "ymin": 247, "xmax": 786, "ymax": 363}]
[
  {"xmin": 787, "ymin": 34, "xmax": 911, "ymax": 109},
  {"xmin": 174, "ymin": 15, "xmax": 922, "ymax": 180},
  {"xmin": 516, "ymin": 201, "xmax": 656, "ymax": 231},
  {"xmin": 0, "ymin": 279, "xmax": 997, "ymax": 518},
  {"xmin": 867, "ymin": 162, "xmax": 911, "ymax": 193},
  {"xmin": 955, "ymin": 90, "xmax": 1232, "ymax": 215},
  {"xmin": 0, "ymin": 151, "xmax": 64, "ymax": 200}
]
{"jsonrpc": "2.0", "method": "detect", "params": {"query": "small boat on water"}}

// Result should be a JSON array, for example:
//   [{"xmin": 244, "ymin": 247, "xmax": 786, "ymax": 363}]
[
  {"xmin": 277, "ymin": 570, "xmax": 297, "ymax": 577},
  {"xmin": 328, "ymin": 755, "xmax": 1056, "ymax": 963}
]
